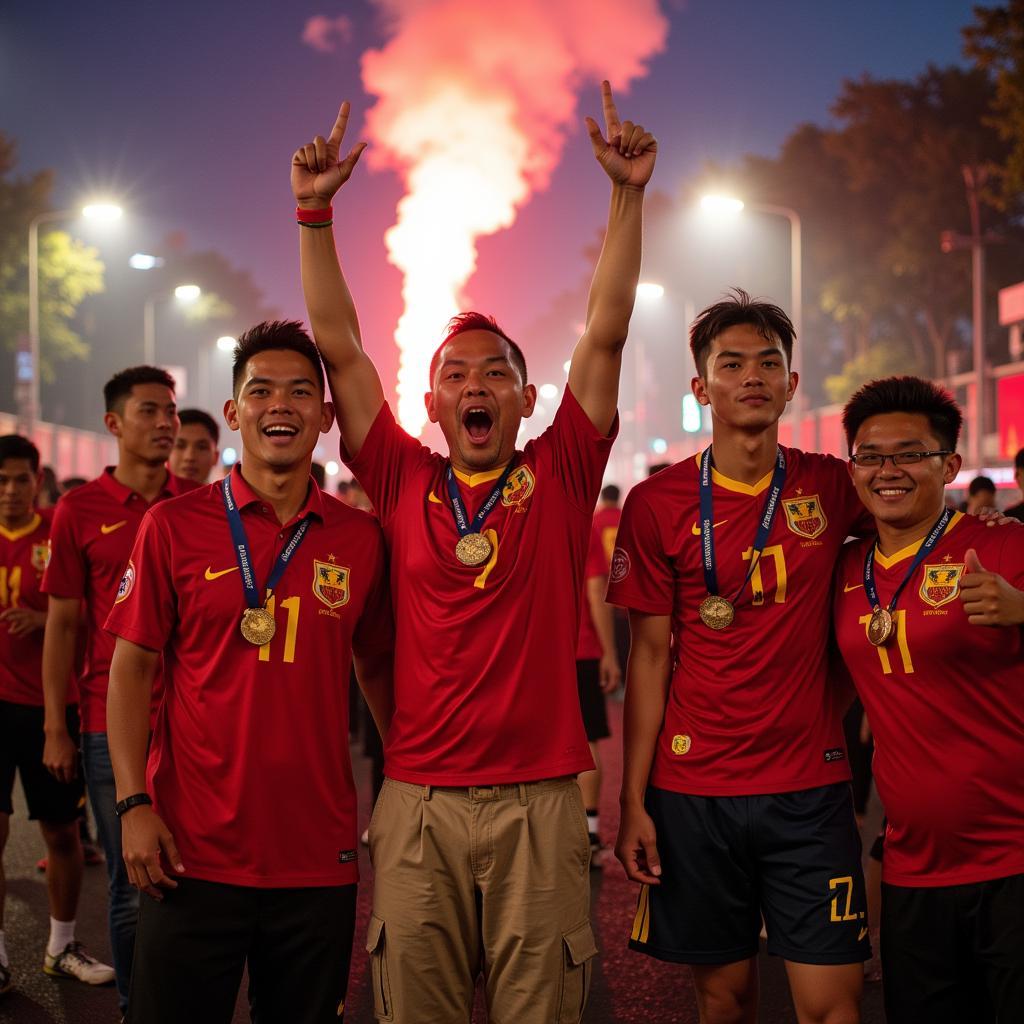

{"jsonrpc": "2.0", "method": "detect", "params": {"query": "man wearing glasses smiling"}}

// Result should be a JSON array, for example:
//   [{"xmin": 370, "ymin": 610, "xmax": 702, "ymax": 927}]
[{"xmin": 834, "ymin": 375, "xmax": 1024, "ymax": 1022}]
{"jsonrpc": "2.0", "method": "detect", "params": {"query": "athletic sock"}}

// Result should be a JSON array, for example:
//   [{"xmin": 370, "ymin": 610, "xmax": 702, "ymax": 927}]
[
  {"xmin": 0, "ymin": 929, "xmax": 9, "ymax": 968},
  {"xmin": 586, "ymin": 809, "xmax": 599, "ymax": 837},
  {"xmin": 47, "ymin": 918, "xmax": 75, "ymax": 958}
]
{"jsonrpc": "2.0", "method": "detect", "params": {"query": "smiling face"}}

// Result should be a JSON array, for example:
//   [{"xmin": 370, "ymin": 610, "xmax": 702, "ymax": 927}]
[
  {"xmin": 424, "ymin": 329, "xmax": 536, "ymax": 473},
  {"xmin": 104, "ymin": 383, "xmax": 179, "ymax": 466},
  {"xmin": 849, "ymin": 412, "xmax": 961, "ymax": 534},
  {"xmin": 224, "ymin": 349, "xmax": 335, "ymax": 473},
  {"xmin": 691, "ymin": 323, "xmax": 796, "ymax": 433}
]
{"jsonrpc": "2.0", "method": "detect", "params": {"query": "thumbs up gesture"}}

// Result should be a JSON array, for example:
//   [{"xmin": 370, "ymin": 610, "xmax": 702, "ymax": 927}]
[{"xmin": 958, "ymin": 548, "xmax": 1024, "ymax": 626}]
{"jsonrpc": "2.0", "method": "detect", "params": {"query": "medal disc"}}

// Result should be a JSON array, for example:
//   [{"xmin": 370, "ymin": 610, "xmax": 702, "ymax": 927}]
[
  {"xmin": 455, "ymin": 532, "xmax": 493, "ymax": 567},
  {"xmin": 698, "ymin": 594, "xmax": 735, "ymax": 630},
  {"xmin": 867, "ymin": 606, "xmax": 893, "ymax": 647},
  {"xmin": 240, "ymin": 606, "xmax": 276, "ymax": 646}
]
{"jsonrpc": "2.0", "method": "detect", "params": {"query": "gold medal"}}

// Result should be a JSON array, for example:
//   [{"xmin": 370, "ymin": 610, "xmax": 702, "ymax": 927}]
[
  {"xmin": 240, "ymin": 606, "xmax": 276, "ymax": 646},
  {"xmin": 455, "ymin": 532, "xmax": 493, "ymax": 567},
  {"xmin": 867, "ymin": 606, "xmax": 893, "ymax": 647},
  {"xmin": 698, "ymin": 594, "xmax": 735, "ymax": 630}
]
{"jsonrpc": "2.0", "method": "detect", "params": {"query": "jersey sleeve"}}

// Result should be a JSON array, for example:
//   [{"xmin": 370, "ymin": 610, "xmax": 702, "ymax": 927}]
[
  {"xmin": 41, "ymin": 498, "xmax": 86, "ymax": 599},
  {"xmin": 535, "ymin": 387, "xmax": 617, "ymax": 514},
  {"xmin": 104, "ymin": 510, "xmax": 177, "ymax": 652},
  {"xmin": 353, "ymin": 532, "xmax": 395, "ymax": 658},
  {"xmin": 345, "ymin": 403, "xmax": 432, "ymax": 525},
  {"xmin": 605, "ymin": 486, "xmax": 674, "ymax": 615}
]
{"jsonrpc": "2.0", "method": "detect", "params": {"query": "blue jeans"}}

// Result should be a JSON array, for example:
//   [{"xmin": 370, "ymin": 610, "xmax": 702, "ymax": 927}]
[{"xmin": 82, "ymin": 731, "xmax": 138, "ymax": 1011}]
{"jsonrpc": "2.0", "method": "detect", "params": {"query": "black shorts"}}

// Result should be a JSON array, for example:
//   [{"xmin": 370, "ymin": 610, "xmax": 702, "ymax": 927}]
[
  {"xmin": 128, "ymin": 876, "xmax": 357, "ymax": 1024},
  {"xmin": 881, "ymin": 873, "xmax": 1024, "ymax": 1023},
  {"xmin": 0, "ymin": 699, "xmax": 84, "ymax": 823},
  {"xmin": 575, "ymin": 659, "xmax": 610, "ymax": 742},
  {"xmin": 630, "ymin": 783, "xmax": 870, "ymax": 966}
]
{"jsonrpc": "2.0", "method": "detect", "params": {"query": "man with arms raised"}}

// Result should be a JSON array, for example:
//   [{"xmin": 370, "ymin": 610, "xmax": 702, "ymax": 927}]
[
  {"xmin": 105, "ymin": 322, "xmax": 392, "ymax": 1023},
  {"xmin": 41, "ymin": 366, "xmax": 193, "ymax": 1013},
  {"xmin": 293, "ymin": 87, "xmax": 654, "ymax": 1022},
  {"xmin": 834, "ymin": 377, "xmax": 1023, "ymax": 1022},
  {"xmin": 610, "ymin": 290, "xmax": 871, "ymax": 1024}
]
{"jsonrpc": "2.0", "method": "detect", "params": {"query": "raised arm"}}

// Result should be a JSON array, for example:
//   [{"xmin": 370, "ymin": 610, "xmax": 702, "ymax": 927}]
[
  {"xmin": 568, "ymin": 82, "xmax": 657, "ymax": 435},
  {"xmin": 293, "ymin": 101, "xmax": 384, "ymax": 459}
]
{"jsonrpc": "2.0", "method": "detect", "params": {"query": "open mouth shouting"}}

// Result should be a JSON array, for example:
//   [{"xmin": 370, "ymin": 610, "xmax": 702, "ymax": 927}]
[{"xmin": 461, "ymin": 406, "xmax": 495, "ymax": 447}]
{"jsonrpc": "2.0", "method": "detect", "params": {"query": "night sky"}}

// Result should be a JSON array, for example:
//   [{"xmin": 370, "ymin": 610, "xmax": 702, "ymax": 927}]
[{"xmin": 2, "ymin": 1, "xmax": 976, "ymax": 410}]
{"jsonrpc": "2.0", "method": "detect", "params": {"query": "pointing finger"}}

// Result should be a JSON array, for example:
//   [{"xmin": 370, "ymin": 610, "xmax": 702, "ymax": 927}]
[
  {"xmin": 327, "ymin": 101, "xmax": 351, "ymax": 148},
  {"xmin": 601, "ymin": 80, "xmax": 621, "ymax": 139}
]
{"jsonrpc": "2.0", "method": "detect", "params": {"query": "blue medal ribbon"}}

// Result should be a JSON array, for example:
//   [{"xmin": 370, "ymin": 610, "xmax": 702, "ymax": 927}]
[
  {"xmin": 698, "ymin": 445, "xmax": 787, "ymax": 606},
  {"xmin": 862, "ymin": 506, "xmax": 954, "ymax": 615},
  {"xmin": 445, "ymin": 459, "xmax": 518, "ymax": 541},
  {"xmin": 221, "ymin": 474, "xmax": 312, "ymax": 609}
]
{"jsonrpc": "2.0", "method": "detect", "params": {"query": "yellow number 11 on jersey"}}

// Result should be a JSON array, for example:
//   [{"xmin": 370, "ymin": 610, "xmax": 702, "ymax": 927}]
[
  {"xmin": 258, "ymin": 594, "xmax": 300, "ymax": 664},
  {"xmin": 858, "ymin": 609, "xmax": 914, "ymax": 675}
]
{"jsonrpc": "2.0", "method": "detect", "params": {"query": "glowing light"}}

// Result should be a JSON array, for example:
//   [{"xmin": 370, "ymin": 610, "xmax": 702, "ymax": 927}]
[
  {"xmin": 682, "ymin": 394, "xmax": 702, "ymax": 433},
  {"xmin": 563, "ymin": 360, "xmax": 571, "ymax": 374},
  {"xmin": 325, "ymin": 460, "xmax": 340, "ymax": 476},
  {"xmin": 539, "ymin": 383, "xmax": 559, "ymax": 400},
  {"xmin": 129, "ymin": 253, "xmax": 163, "ymax": 270},
  {"xmin": 174, "ymin": 284, "xmax": 201, "ymax": 302},
  {"xmin": 222, "ymin": 447, "xmax": 238, "ymax": 465},
  {"xmin": 216, "ymin": 336, "xmax": 236, "ymax": 352},
  {"xmin": 700, "ymin": 194, "xmax": 745, "ymax": 217},
  {"xmin": 82, "ymin": 203, "xmax": 123, "ymax": 222},
  {"xmin": 636, "ymin": 281, "xmax": 664, "ymax": 300},
  {"xmin": 359, "ymin": 0, "xmax": 669, "ymax": 434},
  {"xmin": 651, "ymin": 437, "xmax": 668, "ymax": 454}
]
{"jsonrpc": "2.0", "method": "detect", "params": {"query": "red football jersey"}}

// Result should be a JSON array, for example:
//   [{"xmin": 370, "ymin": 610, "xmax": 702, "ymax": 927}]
[
  {"xmin": 0, "ymin": 510, "xmax": 79, "ymax": 706},
  {"xmin": 346, "ymin": 388, "xmax": 615, "ymax": 785},
  {"xmin": 41, "ymin": 468, "xmax": 194, "ymax": 732},
  {"xmin": 104, "ymin": 468, "xmax": 392, "ymax": 888},
  {"xmin": 576, "ymin": 510, "xmax": 619, "ymax": 661},
  {"xmin": 834, "ymin": 514, "xmax": 1024, "ymax": 887},
  {"xmin": 608, "ymin": 448, "xmax": 873, "ymax": 796}
]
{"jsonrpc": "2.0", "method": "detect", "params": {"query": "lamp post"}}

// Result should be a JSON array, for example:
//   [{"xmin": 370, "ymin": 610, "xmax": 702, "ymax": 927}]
[
  {"xmin": 25, "ymin": 203, "xmax": 122, "ymax": 428},
  {"xmin": 700, "ymin": 195, "xmax": 803, "ymax": 448},
  {"xmin": 143, "ymin": 284, "xmax": 201, "ymax": 365}
]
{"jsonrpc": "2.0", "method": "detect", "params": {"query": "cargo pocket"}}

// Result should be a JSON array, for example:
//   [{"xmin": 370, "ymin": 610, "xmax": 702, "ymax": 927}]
[
  {"xmin": 365, "ymin": 915, "xmax": 393, "ymax": 1021},
  {"xmin": 557, "ymin": 920, "xmax": 598, "ymax": 1023}
]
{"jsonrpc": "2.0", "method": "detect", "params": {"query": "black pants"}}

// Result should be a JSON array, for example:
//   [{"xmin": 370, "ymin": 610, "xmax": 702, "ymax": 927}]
[{"xmin": 128, "ymin": 877, "xmax": 357, "ymax": 1024}]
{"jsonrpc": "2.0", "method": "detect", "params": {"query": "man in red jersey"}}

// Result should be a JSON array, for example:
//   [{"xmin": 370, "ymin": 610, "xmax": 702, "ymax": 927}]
[
  {"xmin": 610, "ymin": 290, "xmax": 870, "ymax": 1024},
  {"xmin": 834, "ymin": 376, "xmax": 1023, "ymax": 1022},
  {"xmin": 0, "ymin": 435, "xmax": 114, "ymax": 996},
  {"xmin": 40, "ymin": 365, "xmax": 194, "ymax": 1013},
  {"xmin": 105, "ymin": 322, "xmax": 392, "ymax": 1023},
  {"xmin": 576, "ymin": 485, "xmax": 623, "ymax": 859},
  {"xmin": 292, "ymin": 85, "xmax": 654, "ymax": 1021},
  {"xmin": 169, "ymin": 408, "xmax": 220, "ymax": 484}
]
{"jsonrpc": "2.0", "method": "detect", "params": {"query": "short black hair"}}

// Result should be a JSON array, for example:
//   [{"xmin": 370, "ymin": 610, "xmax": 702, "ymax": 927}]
[
  {"xmin": 104, "ymin": 366, "xmax": 176, "ymax": 413},
  {"xmin": 311, "ymin": 461, "xmax": 326, "ymax": 489},
  {"xmin": 428, "ymin": 312, "xmax": 528, "ymax": 387},
  {"xmin": 0, "ymin": 434, "xmax": 40, "ymax": 472},
  {"xmin": 690, "ymin": 288, "xmax": 795, "ymax": 377},
  {"xmin": 231, "ymin": 321, "xmax": 325, "ymax": 396},
  {"xmin": 842, "ymin": 376, "xmax": 963, "ymax": 453},
  {"xmin": 178, "ymin": 408, "xmax": 220, "ymax": 445},
  {"xmin": 968, "ymin": 475, "xmax": 996, "ymax": 497},
  {"xmin": 600, "ymin": 484, "xmax": 621, "ymax": 503},
  {"xmin": 1015, "ymin": 447, "xmax": 1024, "ymax": 472}
]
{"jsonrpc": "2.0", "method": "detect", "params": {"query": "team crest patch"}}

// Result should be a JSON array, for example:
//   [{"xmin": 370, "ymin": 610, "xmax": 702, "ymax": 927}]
[
  {"xmin": 501, "ymin": 465, "xmax": 535, "ymax": 508},
  {"xmin": 783, "ymin": 494, "xmax": 827, "ymax": 539},
  {"xmin": 115, "ymin": 560, "xmax": 135, "ymax": 604},
  {"xmin": 671, "ymin": 734, "xmax": 691, "ymax": 755},
  {"xmin": 919, "ymin": 562, "xmax": 964, "ymax": 608},
  {"xmin": 31, "ymin": 543, "xmax": 50, "ymax": 573},
  {"xmin": 609, "ymin": 547, "xmax": 630, "ymax": 584},
  {"xmin": 313, "ymin": 559, "xmax": 350, "ymax": 609}
]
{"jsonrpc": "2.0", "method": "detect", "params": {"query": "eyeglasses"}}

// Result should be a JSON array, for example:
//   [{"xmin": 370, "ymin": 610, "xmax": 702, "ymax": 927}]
[{"xmin": 848, "ymin": 450, "xmax": 953, "ymax": 468}]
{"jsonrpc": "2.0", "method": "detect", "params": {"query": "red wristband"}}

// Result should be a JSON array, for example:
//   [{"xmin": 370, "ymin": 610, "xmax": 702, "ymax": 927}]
[{"xmin": 296, "ymin": 205, "xmax": 333, "ymax": 224}]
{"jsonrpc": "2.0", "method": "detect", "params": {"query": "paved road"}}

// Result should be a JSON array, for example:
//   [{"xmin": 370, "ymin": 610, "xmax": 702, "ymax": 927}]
[{"xmin": 1, "ymin": 701, "xmax": 886, "ymax": 1023}]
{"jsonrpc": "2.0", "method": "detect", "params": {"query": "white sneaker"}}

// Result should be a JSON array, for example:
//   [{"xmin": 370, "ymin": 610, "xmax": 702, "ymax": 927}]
[{"xmin": 43, "ymin": 942, "xmax": 115, "ymax": 985}]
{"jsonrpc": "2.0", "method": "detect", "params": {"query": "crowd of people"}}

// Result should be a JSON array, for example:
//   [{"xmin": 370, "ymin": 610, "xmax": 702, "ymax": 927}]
[{"xmin": 1, "ymin": 85, "xmax": 1022, "ymax": 1024}]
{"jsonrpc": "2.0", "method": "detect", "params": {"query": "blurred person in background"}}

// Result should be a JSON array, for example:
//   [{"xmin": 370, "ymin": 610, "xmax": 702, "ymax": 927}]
[
  {"xmin": 169, "ymin": 409, "xmax": 220, "ymax": 484},
  {"xmin": 1005, "ymin": 448, "xmax": 1024, "ymax": 522},
  {"xmin": 965, "ymin": 474, "xmax": 998, "ymax": 515}
]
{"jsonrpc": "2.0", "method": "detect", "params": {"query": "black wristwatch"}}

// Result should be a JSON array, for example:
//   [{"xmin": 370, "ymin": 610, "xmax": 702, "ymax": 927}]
[{"xmin": 114, "ymin": 793, "xmax": 152, "ymax": 817}]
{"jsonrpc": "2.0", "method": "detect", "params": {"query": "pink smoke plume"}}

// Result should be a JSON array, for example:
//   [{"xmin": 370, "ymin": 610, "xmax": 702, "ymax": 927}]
[
  {"xmin": 360, "ymin": 0, "xmax": 668, "ymax": 434},
  {"xmin": 302, "ymin": 15, "xmax": 354, "ymax": 54}
]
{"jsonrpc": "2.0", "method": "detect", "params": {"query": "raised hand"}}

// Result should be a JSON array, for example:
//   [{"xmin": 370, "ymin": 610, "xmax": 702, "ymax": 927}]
[
  {"xmin": 958, "ymin": 547, "xmax": 1024, "ymax": 626},
  {"xmin": 291, "ymin": 101, "xmax": 367, "ymax": 209},
  {"xmin": 585, "ymin": 81, "xmax": 657, "ymax": 189}
]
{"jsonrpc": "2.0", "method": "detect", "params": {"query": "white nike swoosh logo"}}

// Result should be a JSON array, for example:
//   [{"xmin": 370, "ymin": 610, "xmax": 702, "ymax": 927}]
[
  {"xmin": 843, "ymin": 582, "xmax": 864, "ymax": 592},
  {"xmin": 691, "ymin": 520, "xmax": 728, "ymax": 536}
]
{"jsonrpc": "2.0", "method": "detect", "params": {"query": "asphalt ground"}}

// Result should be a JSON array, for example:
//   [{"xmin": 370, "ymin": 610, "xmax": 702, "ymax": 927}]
[{"xmin": 0, "ymin": 700, "xmax": 886, "ymax": 1023}]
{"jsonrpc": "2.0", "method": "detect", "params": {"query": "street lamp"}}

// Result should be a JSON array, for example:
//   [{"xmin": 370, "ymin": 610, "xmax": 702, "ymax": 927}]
[
  {"xmin": 25, "ymin": 202, "xmax": 123, "ymax": 428},
  {"xmin": 700, "ymin": 194, "xmax": 804, "ymax": 447},
  {"xmin": 143, "ymin": 284, "xmax": 201, "ymax": 365}
]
